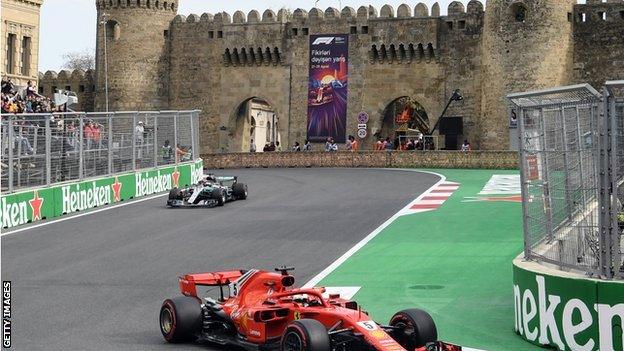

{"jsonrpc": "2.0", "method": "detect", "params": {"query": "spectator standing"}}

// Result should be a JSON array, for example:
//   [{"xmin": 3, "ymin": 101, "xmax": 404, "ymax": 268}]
[
  {"xmin": 292, "ymin": 142, "xmax": 301, "ymax": 152},
  {"xmin": 461, "ymin": 139, "xmax": 471, "ymax": 152},
  {"xmin": 324, "ymin": 137, "xmax": 333, "ymax": 152},
  {"xmin": 26, "ymin": 81, "xmax": 37, "ymax": 98},
  {"xmin": 384, "ymin": 137, "xmax": 394, "ymax": 151},
  {"xmin": 162, "ymin": 140, "xmax": 173, "ymax": 163},
  {"xmin": 375, "ymin": 138, "xmax": 383, "ymax": 151},
  {"xmin": 250, "ymin": 139, "xmax": 256, "ymax": 153},
  {"xmin": 276, "ymin": 141, "xmax": 282, "ymax": 152},
  {"xmin": 92, "ymin": 123, "xmax": 102, "ymax": 149},
  {"xmin": 176, "ymin": 143, "xmax": 189, "ymax": 162},
  {"xmin": 346, "ymin": 136, "xmax": 353, "ymax": 151},
  {"xmin": 84, "ymin": 121, "xmax": 94, "ymax": 149},
  {"xmin": 348, "ymin": 135, "xmax": 359, "ymax": 152},
  {"xmin": 135, "ymin": 121, "xmax": 145, "ymax": 159},
  {"xmin": 303, "ymin": 140, "xmax": 312, "ymax": 151}
]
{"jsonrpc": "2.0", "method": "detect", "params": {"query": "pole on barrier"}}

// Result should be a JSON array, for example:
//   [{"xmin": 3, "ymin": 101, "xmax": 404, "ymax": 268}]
[
  {"xmin": 7, "ymin": 115, "xmax": 14, "ymax": 193},
  {"xmin": 45, "ymin": 115, "xmax": 51, "ymax": 186},
  {"xmin": 153, "ymin": 113, "xmax": 158, "ymax": 168},
  {"xmin": 108, "ymin": 113, "xmax": 113, "ymax": 175},
  {"xmin": 79, "ymin": 114, "xmax": 84, "ymax": 180},
  {"xmin": 174, "ymin": 112, "xmax": 178, "ymax": 165},
  {"xmin": 190, "ymin": 112, "xmax": 196, "ymax": 160},
  {"xmin": 132, "ymin": 113, "xmax": 137, "ymax": 171}
]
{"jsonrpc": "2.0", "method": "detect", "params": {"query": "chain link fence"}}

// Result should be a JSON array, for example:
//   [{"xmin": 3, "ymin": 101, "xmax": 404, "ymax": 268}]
[
  {"xmin": 1, "ymin": 110, "xmax": 200, "ymax": 193},
  {"xmin": 605, "ymin": 81, "xmax": 624, "ymax": 279},
  {"xmin": 509, "ymin": 83, "xmax": 623, "ymax": 279}
]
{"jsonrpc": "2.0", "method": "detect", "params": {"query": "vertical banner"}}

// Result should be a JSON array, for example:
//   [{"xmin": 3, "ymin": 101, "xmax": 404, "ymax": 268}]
[{"xmin": 307, "ymin": 34, "xmax": 349, "ymax": 143}]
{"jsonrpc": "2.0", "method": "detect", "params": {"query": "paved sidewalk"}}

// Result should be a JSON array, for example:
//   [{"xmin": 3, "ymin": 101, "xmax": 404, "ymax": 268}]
[{"xmin": 318, "ymin": 169, "xmax": 537, "ymax": 351}]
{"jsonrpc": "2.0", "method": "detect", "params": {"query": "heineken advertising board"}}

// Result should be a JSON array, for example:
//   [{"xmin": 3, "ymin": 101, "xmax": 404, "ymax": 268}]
[
  {"xmin": 1, "ymin": 159, "xmax": 204, "ymax": 229},
  {"xmin": 513, "ymin": 262, "xmax": 624, "ymax": 351}
]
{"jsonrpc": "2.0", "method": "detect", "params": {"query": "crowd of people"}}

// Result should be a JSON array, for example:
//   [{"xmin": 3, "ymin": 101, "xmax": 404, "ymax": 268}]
[
  {"xmin": 248, "ymin": 135, "xmax": 474, "ymax": 153},
  {"xmin": 1, "ymin": 77, "xmax": 63, "ymax": 114}
]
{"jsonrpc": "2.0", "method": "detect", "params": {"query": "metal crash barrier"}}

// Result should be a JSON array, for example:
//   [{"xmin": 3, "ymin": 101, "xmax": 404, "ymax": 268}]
[{"xmin": 1, "ymin": 110, "xmax": 201, "ymax": 194}]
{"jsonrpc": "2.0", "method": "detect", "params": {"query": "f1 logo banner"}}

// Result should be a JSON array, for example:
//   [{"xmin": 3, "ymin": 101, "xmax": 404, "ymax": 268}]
[{"xmin": 307, "ymin": 34, "xmax": 348, "ymax": 143}]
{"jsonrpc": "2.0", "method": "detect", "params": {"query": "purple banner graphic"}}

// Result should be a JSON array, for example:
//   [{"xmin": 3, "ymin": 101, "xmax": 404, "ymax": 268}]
[{"xmin": 307, "ymin": 34, "xmax": 349, "ymax": 143}]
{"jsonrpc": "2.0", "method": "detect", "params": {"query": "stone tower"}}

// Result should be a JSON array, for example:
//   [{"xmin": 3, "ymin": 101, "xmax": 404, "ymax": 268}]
[
  {"xmin": 94, "ymin": 0, "xmax": 178, "ymax": 111},
  {"xmin": 480, "ymin": 0, "xmax": 575, "ymax": 149}
]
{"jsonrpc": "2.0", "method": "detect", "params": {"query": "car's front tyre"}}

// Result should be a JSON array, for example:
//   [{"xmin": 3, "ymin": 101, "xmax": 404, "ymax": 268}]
[
  {"xmin": 159, "ymin": 296, "xmax": 202, "ymax": 343},
  {"xmin": 212, "ymin": 188, "xmax": 226, "ymax": 206},
  {"xmin": 280, "ymin": 319, "xmax": 330, "ymax": 351},
  {"xmin": 389, "ymin": 308, "xmax": 437, "ymax": 349}
]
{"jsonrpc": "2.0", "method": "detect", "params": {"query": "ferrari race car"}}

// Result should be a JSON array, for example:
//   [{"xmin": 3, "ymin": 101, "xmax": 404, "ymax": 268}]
[
  {"xmin": 159, "ymin": 267, "xmax": 467, "ymax": 351},
  {"xmin": 167, "ymin": 174, "xmax": 248, "ymax": 207}
]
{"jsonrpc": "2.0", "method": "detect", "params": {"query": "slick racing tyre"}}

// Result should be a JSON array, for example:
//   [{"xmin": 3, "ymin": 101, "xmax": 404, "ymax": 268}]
[
  {"xmin": 389, "ymin": 309, "xmax": 437, "ymax": 349},
  {"xmin": 212, "ymin": 188, "xmax": 226, "ymax": 206},
  {"xmin": 160, "ymin": 296, "xmax": 202, "ymax": 343},
  {"xmin": 168, "ymin": 187, "xmax": 182, "ymax": 200},
  {"xmin": 232, "ymin": 183, "xmax": 248, "ymax": 200},
  {"xmin": 280, "ymin": 319, "xmax": 330, "ymax": 351}
]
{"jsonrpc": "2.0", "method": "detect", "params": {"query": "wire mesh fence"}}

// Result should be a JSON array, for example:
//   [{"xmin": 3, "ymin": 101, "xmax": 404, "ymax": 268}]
[
  {"xmin": 605, "ymin": 81, "xmax": 624, "ymax": 279},
  {"xmin": 509, "ymin": 83, "xmax": 624, "ymax": 279},
  {"xmin": 1, "ymin": 110, "xmax": 200, "ymax": 194}
]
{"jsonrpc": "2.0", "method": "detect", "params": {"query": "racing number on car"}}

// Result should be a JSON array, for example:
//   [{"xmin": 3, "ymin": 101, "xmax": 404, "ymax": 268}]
[{"xmin": 357, "ymin": 321, "xmax": 378, "ymax": 330}]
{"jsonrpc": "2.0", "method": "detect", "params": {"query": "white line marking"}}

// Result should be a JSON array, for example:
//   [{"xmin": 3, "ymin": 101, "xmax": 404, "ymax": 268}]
[
  {"xmin": 303, "ymin": 169, "xmax": 446, "ymax": 288},
  {"xmin": 415, "ymin": 200, "xmax": 446, "ymax": 206},
  {"xmin": 1, "ymin": 192, "xmax": 169, "ymax": 237}
]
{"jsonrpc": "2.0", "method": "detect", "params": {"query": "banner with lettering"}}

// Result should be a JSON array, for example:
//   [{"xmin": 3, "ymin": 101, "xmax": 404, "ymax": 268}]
[
  {"xmin": 307, "ymin": 34, "xmax": 349, "ymax": 143},
  {"xmin": 0, "ymin": 159, "xmax": 204, "ymax": 229}
]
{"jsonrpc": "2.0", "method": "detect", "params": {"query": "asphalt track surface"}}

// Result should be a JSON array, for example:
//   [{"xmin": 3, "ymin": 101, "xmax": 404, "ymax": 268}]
[{"xmin": 1, "ymin": 168, "xmax": 439, "ymax": 351}]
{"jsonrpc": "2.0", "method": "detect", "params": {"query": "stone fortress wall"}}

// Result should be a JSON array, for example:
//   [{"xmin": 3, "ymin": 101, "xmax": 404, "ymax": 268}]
[{"xmin": 40, "ymin": 0, "xmax": 624, "ymax": 153}]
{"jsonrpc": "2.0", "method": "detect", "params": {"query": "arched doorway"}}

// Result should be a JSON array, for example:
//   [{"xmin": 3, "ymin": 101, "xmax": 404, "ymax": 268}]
[
  {"xmin": 231, "ymin": 97, "xmax": 279, "ymax": 152},
  {"xmin": 380, "ymin": 96, "xmax": 430, "ymax": 149}
]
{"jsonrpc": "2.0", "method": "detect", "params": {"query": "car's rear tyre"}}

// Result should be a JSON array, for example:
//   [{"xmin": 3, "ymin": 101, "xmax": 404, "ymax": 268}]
[
  {"xmin": 159, "ymin": 296, "xmax": 202, "ymax": 343},
  {"xmin": 389, "ymin": 309, "xmax": 437, "ymax": 349},
  {"xmin": 280, "ymin": 319, "xmax": 330, "ymax": 351},
  {"xmin": 212, "ymin": 188, "xmax": 226, "ymax": 206},
  {"xmin": 168, "ymin": 187, "xmax": 182, "ymax": 200},
  {"xmin": 232, "ymin": 183, "xmax": 248, "ymax": 200}
]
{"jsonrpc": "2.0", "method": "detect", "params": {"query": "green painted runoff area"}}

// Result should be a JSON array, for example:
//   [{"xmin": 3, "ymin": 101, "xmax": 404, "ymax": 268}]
[{"xmin": 319, "ymin": 169, "xmax": 538, "ymax": 351}]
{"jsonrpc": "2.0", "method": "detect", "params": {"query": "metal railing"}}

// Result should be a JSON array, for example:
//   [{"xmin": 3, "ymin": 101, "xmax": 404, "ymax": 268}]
[
  {"xmin": 1, "ymin": 110, "xmax": 200, "ymax": 193},
  {"xmin": 509, "ymin": 83, "xmax": 623, "ymax": 279}
]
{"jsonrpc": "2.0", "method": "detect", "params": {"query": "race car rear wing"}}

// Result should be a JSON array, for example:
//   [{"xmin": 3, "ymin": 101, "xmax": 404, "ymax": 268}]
[{"xmin": 179, "ymin": 270, "xmax": 245, "ymax": 297}]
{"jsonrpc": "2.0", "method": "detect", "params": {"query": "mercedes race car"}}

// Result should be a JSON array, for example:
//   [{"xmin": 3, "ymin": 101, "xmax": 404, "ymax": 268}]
[
  {"xmin": 159, "ymin": 267, "xmax": 466, "ymax": 351},
  {"xmin": 167, "ymin": 174, "xmax": 248, "ymax": 207}
]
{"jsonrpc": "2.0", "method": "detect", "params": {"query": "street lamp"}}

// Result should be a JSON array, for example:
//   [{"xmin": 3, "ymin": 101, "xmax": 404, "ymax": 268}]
[
  {"xmin": 99, "ymin": 13, "xmax": 110, "ymax": 112},
  {"xmin": 430, "ymin": 89, "xmax": 463, "ymax": 135}
]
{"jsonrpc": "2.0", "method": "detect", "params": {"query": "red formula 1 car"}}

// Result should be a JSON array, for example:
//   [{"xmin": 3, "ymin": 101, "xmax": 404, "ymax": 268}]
[{"xmin": 159, "ymin": 267, "xmax": 466, "ymax": 351}]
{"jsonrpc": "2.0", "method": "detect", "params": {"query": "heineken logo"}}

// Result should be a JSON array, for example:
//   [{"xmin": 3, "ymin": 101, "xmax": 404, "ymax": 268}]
[
  {"xmin": 135, "ymin": 171, "xmax": 173, "ymax": 197},
  {"xmin": 62, "ymin": 182, "xmax": 112, "ymax": 213},
  {"xmin": 514, "ymin": 274, "xmax": 624, "ymax": 350},
  {"xmin": 190, "ymin": 163, "xmax": 203, "ymax": 184},
  {"xmin": 1, "ymin": 191, "xmax": 45, "ymax": 228}
]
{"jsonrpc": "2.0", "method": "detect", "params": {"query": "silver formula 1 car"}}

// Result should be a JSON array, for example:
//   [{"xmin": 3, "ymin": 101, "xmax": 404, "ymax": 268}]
[{"xmin": 167, "ymin": 174, "xmax": 248, "ymax": 207}]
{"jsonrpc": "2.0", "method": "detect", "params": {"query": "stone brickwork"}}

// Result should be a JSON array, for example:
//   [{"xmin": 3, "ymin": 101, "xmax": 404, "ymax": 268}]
[
  {"xmin": 201, "ymin": 150, "xmax": 519, "ymax": 169},
  {"xmin": 85, "ymin": 0, "xmax": 624, "ymax": 154},
  {"xmin": 38, "ymin": 69, "xmax": 95, "ymax": 112}
]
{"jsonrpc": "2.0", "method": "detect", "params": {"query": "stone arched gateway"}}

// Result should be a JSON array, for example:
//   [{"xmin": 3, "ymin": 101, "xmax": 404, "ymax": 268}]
[
  {"xmin": 226, "ymin": 97, "xmax": 280, "ymax": 153},
  {"xmin": 379, "ymin": 96, "xmax": 430, "ymax": 146}
]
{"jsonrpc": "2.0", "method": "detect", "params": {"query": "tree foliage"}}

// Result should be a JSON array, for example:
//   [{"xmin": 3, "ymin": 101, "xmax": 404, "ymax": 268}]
[{"xmin": 61, "ymin": 50, "xmax": 95, "ymax": 71}]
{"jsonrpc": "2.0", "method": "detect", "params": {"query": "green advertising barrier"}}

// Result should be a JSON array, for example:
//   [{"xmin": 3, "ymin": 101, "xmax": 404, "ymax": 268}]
[
  {"xmin": 1, "ymin": 159, "xmax": 204, "ymax": 229},
  {"xmin": 513, "ymin": 259, "xmax": 624, "ymax": 351}
]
